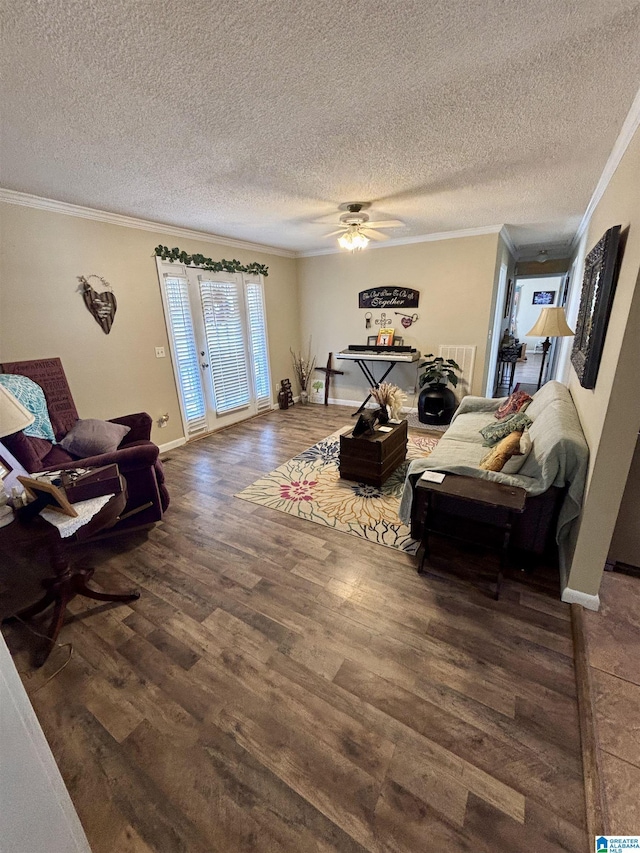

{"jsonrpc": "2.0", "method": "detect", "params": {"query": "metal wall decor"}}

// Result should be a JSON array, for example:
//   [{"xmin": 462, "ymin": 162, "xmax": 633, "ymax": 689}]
[
  {"xmin": 571, "ymin": 224, "xmax": 623, "ymax": 389},
  {"xmin": 78, "ymin": 275, "xmax": 117, "ymax": 334},
  {"xmin": 358, "ymin": 287, "xmax": 420, "ymax": 309},
  {"xmin": 394, "ymin": 311, "xmax": 419, "ymax": 328}
]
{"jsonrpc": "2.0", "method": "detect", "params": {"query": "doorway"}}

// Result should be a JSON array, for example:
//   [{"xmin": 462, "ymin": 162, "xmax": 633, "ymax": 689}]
[
  {"xmin": 496, "ymin": 273, "xmax": 568, "ymax": 396},
  {"xmin": 156, "ymin": 259, "xmax": 271, "ymax": 438}
]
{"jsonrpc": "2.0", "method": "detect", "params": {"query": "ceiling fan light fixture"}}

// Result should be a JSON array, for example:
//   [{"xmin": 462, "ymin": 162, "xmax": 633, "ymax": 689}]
[{"xmin": 338, "ymin": 226, "xmax": 369, "ymax": 251}]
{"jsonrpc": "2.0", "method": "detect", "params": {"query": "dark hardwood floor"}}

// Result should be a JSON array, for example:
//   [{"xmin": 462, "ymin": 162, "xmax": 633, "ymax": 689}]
[{"xmin": 2, "ymin": 404, "xmax": 587, "ymax": 852}]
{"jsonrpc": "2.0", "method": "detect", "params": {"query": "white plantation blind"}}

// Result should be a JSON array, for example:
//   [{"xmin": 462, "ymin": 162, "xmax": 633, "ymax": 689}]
[
  {"xmin": 245, "ymin": 279, "xmax": 271, "ymax": 408},
  {"xmin": 199, "ymin": 278, "xmax": 251, "ymax": 414},
  {"xmin": 163, "ymin": 275, "xmax": 207, "ymax": 435}
]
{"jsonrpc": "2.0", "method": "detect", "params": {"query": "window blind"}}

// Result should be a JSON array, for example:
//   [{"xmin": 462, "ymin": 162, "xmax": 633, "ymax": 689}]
[
  {"xmin": 163, "ymin": 275, "xmax": 208, "ymax": 435},
  {"xmin": 245, "ymin": 278, "xmax": 271, "ymax": 409},
  {"xmin": 199, "ymin": 278, "xmax": 251, "ymax": 414}
]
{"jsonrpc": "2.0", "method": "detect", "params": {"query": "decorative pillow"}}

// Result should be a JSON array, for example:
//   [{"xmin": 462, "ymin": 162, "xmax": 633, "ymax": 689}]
[
  {"xmin": 495, "ymin": 390, "xmax": 532, "ymax": 420},
  {"xmin": 59, "ymin": 419, "xmax": 130, "ymax": 457},
  {"xmin": 502, "ymin": 431, "xmax": 533, "ymax": 474},
  {"xmin": 480, "ymin": 412, "xmax": 532, "ymax": 446},
  {"xmin": 0, "ymin": 373, "xmax": 56, "ymax": 442},
  {"xmin": 480, "ymin": 431, "xmax": 523, "ymax": 472}
]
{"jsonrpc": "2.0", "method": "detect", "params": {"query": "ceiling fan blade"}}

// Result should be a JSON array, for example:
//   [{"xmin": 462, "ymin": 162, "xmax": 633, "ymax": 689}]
[
  {"xmin": 323, "ymin": 228, "xmax": 347, "ymax": 237},
  {"xmin": 312, "ymin": 213, "xmax": 345, "ymax": 224},
  {"xmin": 364, "ymin": 220, "xmax": 404, "ymax": 229},
  {"xmin": 363, "ymin": 229, "xmax": 389, "ymax": 242}
]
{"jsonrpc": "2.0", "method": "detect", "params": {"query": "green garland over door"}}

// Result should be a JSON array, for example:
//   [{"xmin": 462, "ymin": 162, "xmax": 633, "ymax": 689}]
[{"xmin": 154, "ymin": 245, "xmax": 269, "ymax": 277}]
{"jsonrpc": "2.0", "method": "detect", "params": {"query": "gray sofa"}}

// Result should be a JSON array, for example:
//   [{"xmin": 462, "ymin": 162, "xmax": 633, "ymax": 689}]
[{"xmin": 400, "ymin": 381, "xmax": 589, "ymax": 559}]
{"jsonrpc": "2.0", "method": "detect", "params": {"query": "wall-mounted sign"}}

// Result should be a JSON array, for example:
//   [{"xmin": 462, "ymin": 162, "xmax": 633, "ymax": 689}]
[{"xmin": 358, "ymin": 287, "xmax": 420, "ymax": 309}]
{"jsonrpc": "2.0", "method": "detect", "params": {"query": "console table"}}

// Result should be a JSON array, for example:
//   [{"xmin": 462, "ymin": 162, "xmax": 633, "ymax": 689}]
[{"xmin": 415, "ymin": 473, "xmax": 526, "ymax": 599}]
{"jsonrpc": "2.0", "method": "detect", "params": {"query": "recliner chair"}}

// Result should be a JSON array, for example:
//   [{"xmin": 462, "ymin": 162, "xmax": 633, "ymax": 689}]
[{"xmin": 1, "ymin": 358, "xmax": 169, "ymax": 531}]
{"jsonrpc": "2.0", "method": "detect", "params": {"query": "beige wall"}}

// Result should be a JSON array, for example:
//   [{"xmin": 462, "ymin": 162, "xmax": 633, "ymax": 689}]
[
  {"xmin": 298, "ymin": 233, "xmax": 501, "ymax": 405},
  {"xmin": 565, "ymin": 125, "xmax": 640, "ymax": 597},
  {"xmin": 609, "ymin": 434, "xmax": 640, "ymax": 567},
  {"xmin": 0, "ymin": 203, "xmax": 299, "ymax": 445}
]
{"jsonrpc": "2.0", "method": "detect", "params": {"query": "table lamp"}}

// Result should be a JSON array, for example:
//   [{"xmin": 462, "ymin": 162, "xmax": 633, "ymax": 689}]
[
  {"xmin": 526, "ymin": 306, "xmax": 575, "ymax": 390},
  {"xmin": 0, "ymin": 385, "xmax": 35, "ymax": 527}
]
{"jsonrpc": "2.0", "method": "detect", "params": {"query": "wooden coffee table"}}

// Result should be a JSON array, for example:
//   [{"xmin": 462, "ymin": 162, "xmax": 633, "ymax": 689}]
[{"xmin": 339, "ymin": 420, "xmax": 408, "ymax": 487}]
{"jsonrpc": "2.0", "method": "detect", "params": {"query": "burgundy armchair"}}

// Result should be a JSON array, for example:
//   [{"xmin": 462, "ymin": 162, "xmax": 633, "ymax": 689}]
[{"xmin": 1, "ymin": 358, "xmax": 169, "ymax": 531}]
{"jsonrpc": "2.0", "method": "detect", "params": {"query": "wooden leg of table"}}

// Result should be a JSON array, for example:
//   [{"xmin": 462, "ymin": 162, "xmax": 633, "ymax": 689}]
[
  {"xmin": 73, "ymin": 568, "xmax": 140, "ymax": 604},
  {"xmin": 33, "ymin": 591, "xmax": 72, "ymax": 668},
  {"xmin": 14, "ymin": 589, "xmax": 57, "ymax": 621},
  {"xmin": 417, "ymin": 533, "xmax": 431, "ymax": 575},
  {"xmin": 497, "ymin": 523, "xmax": 513, "ymax": 600}
]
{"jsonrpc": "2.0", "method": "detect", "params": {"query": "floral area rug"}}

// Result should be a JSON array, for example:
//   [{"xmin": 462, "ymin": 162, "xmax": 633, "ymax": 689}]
[{"xmin": 235, "ymin": 429, "xmax": 439, "ymax": 554}]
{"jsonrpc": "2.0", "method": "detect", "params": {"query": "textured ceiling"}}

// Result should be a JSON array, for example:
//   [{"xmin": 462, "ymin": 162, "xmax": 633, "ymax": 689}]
[{"xmin": 1, "ymin": 0, "xmax": 640, "ymax": 255}]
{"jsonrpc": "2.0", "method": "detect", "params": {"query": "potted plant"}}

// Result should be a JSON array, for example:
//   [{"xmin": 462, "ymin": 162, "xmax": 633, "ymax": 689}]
[{"xmin": 417, "ymin": 354, "xmax": 461, "ymax": 425}]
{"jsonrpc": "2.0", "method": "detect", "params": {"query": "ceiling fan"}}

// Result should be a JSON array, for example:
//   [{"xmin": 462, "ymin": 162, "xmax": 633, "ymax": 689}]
[{"xmin": 322, "ymin": 202, "xmax": 404, "ymax": 250}]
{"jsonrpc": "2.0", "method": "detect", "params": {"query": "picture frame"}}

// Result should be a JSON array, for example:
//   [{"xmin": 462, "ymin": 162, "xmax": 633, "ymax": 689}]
[
  {"xmin": 0, "ymin": 454, "xmax": 10, "ymax": 481},
  {"xmin": 532, "ymin": 290, "xmax": 556, "ymax": 305},
  {"xmin": 503, "ymin": 278, "xmax": 514, "ymax": 319},
  {"xmin": 571, "ymin": 224, "xmax": 622, "ymax": 389},
  {"xmin": 0, "ymin": 442, "xmax": 28, "ymax": 493},
  {"xmin": 17, "ymin": 475, "xmax": 78, "ymax": 517}
]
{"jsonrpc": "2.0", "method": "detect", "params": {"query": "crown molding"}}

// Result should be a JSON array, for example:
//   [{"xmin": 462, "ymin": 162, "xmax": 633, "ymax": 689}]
[
  {"xmin": 572, "ymin": 84, "xmax": 640, "ymax": 251},
  {"xmin": 498, "ymin": 225, "xmax": 517, "ymax": 258},
  {"xmin": 0, "ymin": 188, "xmax": 297, "ymax": 259},
  {"xmin": 297, "ymin": 223, "xmax": 504, "ymax": 257}
]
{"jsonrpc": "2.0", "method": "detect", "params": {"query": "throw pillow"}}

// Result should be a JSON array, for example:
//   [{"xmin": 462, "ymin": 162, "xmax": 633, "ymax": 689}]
[
  {"xmin": 495, "ymin": 390, "xmax": 532, "ymax": 420},
  {"xmin": 480, "ymin": 431, "xmax": 523, "ymax": 472},
  {"xmin": 0, "ymin": 373, "xmax": 56, "ymax": 442},
  {"xmin": 480, "ymin": 412, "xmax": 532, "ymax": 446},
  {"xmin": 60, "ymin": 419, "xmax": 130, "ymax": 457},
  {"xmin": 502, "ymin": 431, "xmax": 533, "ymax": 474}
]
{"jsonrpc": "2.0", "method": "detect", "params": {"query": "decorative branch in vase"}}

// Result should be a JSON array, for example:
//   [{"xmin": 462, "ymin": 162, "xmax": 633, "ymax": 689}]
[
  {"xmin": 290, "ymin": 339, "xmax": 316, "ymax": 404},
  {"xmin": 370, "ymin": 383, "xmax": 407, "ymax": 420}
]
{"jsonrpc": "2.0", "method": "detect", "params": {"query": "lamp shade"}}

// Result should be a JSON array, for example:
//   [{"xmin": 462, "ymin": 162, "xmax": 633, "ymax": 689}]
[
  {"xmin": 0, "ymin": 384, "xmax": 35, "ymax": 438},
  {"xmin": 526, "ymin": 306, "xmax": 575, "ymax": 338}
]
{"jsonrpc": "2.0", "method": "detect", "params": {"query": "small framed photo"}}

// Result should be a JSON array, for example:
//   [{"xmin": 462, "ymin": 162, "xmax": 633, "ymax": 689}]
[
  {"xmin": 0, "ymin": 443, "xmax": 28, "ymax": 493},
  {"xmin": 367, "ymin": 335, "xmax": 379, "ymax": 346},
  {"xmin": 532, "ymin": 290, "xmax": 556, "ymax": 305},
  {"xmin": 376, "ymin": 327, "xmax": 395, "ymax": 346},
  {"xmin": 17, "ymin": 475, "xmax": 78, "ymax": 517}
]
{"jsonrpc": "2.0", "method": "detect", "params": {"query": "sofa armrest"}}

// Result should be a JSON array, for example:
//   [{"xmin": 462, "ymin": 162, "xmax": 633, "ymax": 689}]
[
  {"xmin": 452, "ymin": 395, "xmax": 504, "ymax": 421},
  {"xmin": 44, "ymin": 442, "xmax": 159, "ymax": 474},
  {"xmin": 109, "ymin": 412, "xmax": 152, "ymax": 444}
]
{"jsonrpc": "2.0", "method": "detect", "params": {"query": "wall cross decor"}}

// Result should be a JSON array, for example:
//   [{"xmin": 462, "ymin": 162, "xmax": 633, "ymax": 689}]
[{"xmin": 78, "ymin": 275, "xmax": 117, "ymax": 334}]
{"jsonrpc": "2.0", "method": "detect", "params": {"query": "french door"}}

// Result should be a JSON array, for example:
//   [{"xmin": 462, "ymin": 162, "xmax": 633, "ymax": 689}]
[{"xmin": 157, "ymin": 259, "xmax": 271, "ymax": 437}]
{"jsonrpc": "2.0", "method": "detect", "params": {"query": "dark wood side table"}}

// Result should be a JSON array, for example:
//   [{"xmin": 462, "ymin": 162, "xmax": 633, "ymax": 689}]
[
  {"xmin": 339, "ymin": 419, "xmax": 408, "ymax": 487},
  {"xmin": 415, "ymin": 474, "xmax": 527, "ymax": 599},
  {"xmin": 1, "ymin": 474, "xmax": 140, "ymax": 667}
]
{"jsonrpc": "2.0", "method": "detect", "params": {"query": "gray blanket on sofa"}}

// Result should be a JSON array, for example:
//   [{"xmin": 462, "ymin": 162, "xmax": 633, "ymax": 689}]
[{"xmin": 399, "ymin": 381, "xmax": 589, "ymax": 558}]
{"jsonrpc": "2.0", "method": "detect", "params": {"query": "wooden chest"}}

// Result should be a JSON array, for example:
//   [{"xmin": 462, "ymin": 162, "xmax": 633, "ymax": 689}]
[{"xmin": 339, "ymin": 419, "xmax": 408, "ymax": 487}]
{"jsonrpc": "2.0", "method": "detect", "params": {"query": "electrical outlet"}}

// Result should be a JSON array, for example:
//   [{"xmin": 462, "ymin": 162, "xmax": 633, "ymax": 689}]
[{"xmin": 155, "ymin": 346, "xmax": 166, "ymax": 358}]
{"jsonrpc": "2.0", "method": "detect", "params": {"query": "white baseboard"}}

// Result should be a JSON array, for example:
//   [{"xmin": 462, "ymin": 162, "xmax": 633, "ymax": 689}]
[
  {"xmin": 561, "ymin": 586, "xmax": 601, "ymax": 611},
  {"xmin": 322, "ymin": 397, "xmax": 419, "ymax": 415},
  {"xmin": 158, "ymin": 436, "xmax": 186, "ymax": 454}
]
